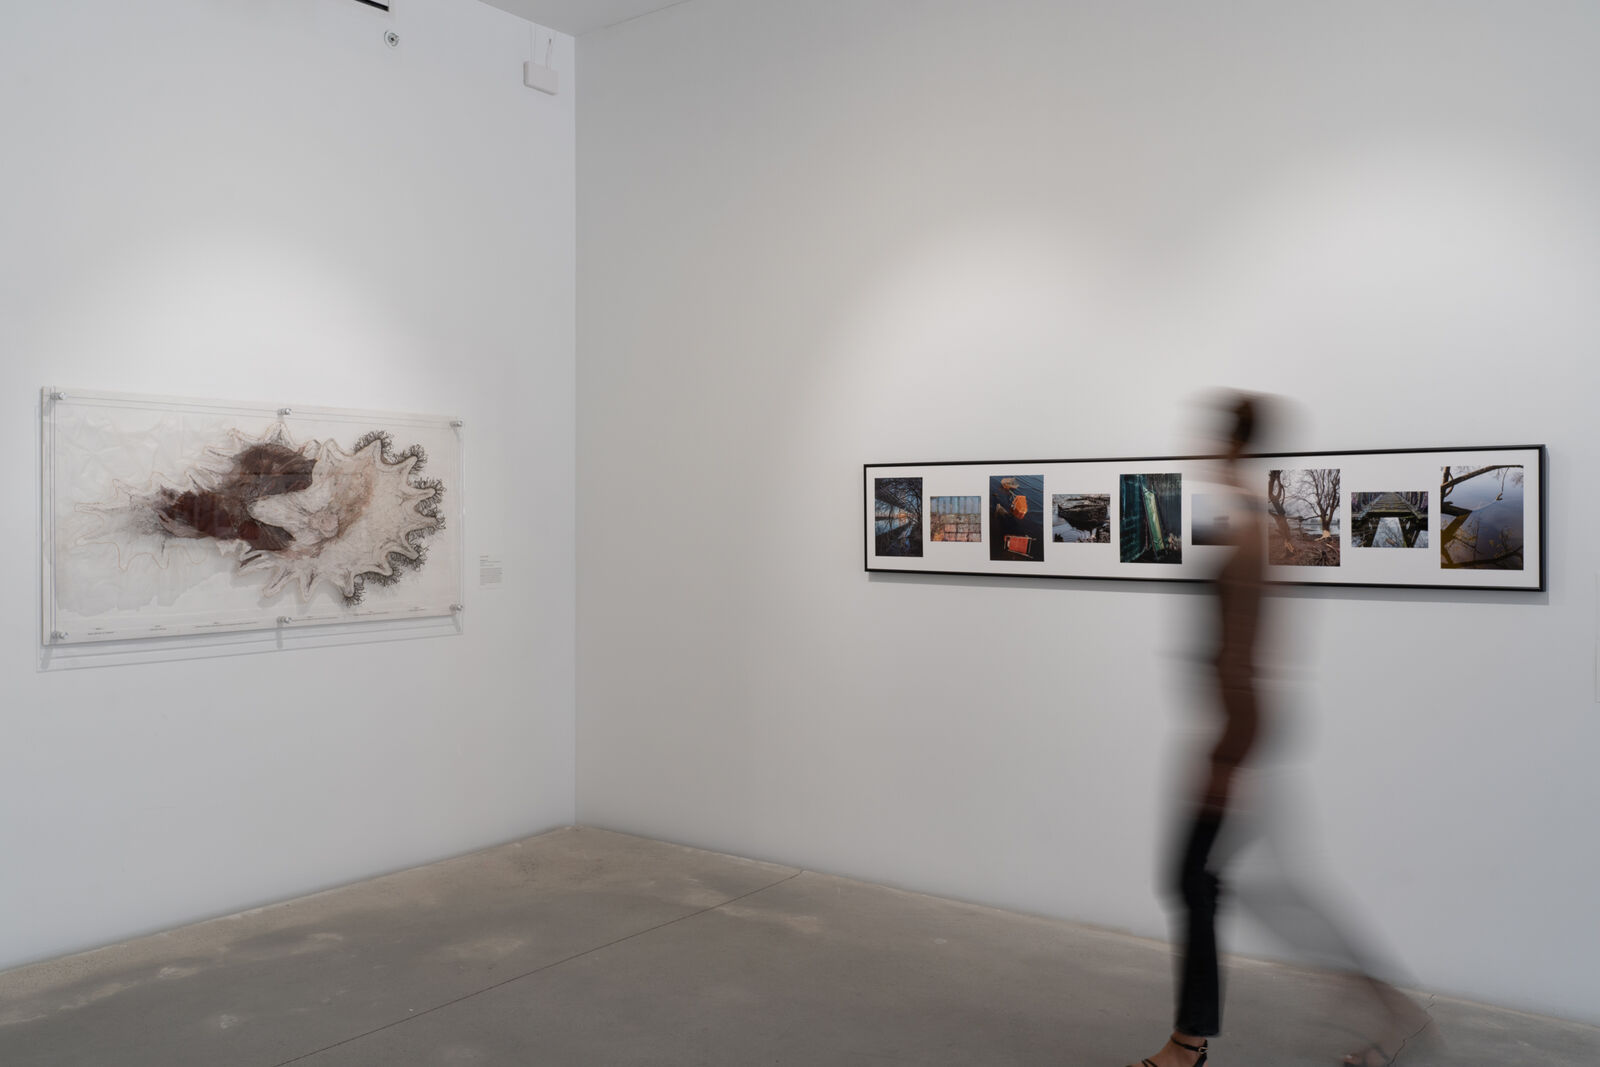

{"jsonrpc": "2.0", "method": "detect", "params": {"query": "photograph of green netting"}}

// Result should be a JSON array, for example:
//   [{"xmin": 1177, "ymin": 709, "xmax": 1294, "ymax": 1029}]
[
  {"xmin": 930, "ymin": 496, "xmax": 982, "ymax": 542},
  {"xmin": 1119, "ymin": 474, "xmax": 1181, "ymax": 564},
  {"xmin": 1351, "ymin": 492, "xmax": 1428, "ymax": 548},
  {"xmin": 1441, "ymin": 465, "xmax": 1523, "ymax": 570}
]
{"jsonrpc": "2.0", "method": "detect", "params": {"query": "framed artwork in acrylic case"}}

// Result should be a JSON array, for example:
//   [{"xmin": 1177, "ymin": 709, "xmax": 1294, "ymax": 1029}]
[{"xmin": 43, "ymin": 388, "xmax": 465, "ymax": 646}]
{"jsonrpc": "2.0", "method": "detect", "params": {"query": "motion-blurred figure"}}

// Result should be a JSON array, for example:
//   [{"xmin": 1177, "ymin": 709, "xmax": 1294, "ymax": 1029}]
[{"xmin": 1123, "ymin": 393, "xmax": 1434, "ymax": 1067}]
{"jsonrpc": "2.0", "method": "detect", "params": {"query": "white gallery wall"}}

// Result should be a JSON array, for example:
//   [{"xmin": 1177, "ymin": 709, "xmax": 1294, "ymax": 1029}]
[
  {"xmin": 0, "ymin": 0, "xmax": 575, "ymax": 968},
  {"xmin": 576, "ymin": 0, "xmax": 1600, "ymax": 1023}
]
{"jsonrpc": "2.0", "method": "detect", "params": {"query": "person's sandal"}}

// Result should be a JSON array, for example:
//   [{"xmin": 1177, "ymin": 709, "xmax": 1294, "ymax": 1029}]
[
  {"xmin": 1341, "ymin": 1046, "xmax": 1394, "ymax": 1066},
  {"xmin": 1132, "ymin": 1035, "xmax": 1209, "ymax": 1067}
]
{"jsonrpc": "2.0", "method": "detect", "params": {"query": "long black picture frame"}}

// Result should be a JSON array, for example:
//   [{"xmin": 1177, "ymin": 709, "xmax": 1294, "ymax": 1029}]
[{"xmin": 865, "ymin": 444, "xmax": 1547, "ymax": 592}]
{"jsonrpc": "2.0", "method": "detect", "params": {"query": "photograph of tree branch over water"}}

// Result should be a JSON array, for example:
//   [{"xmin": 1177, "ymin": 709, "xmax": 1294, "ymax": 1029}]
[
  {"xmin": 1267, "ymin": 468, "xmax": 1341, "ymax": 566},
  {"xmin": 990, "ymin": 475, "xmax": 1044, "ymax": 561},
  {"xmin": 1052, "ymin": 494, "xmax": 1110, "ymax": 543},
  {"xmin": 874, "ymin": 478, "xmax": 923, "ymax": 556},
  {"xmin": 1441, "ymin": 465, "xmax": 1523, "ymax": 569},
  {"xmin": 1351, "ymin": 492, "xmax": 1428, "ymax": 548},
  {"xmin": 1119, "ymin": 474, "xmax": 1181, "ymax": 564},
  {"xmin": 930, "ymin": 496, "xmax": 981, "ymax": 542}
]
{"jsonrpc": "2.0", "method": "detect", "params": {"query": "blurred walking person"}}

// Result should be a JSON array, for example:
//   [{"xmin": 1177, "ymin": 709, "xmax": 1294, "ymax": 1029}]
[{"xmin": 1122, "ymin": 393, "xmax": 1432, "ymax": 1067}]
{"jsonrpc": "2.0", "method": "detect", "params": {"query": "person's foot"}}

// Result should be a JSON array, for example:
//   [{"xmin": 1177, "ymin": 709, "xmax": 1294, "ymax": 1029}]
[{"xmin": 1127, "ymin": 1033, "xmax": 1208, "ymax": 1067}]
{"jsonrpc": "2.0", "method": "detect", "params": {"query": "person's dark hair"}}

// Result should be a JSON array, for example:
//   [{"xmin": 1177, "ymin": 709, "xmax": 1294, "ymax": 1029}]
[{"xmin": 1230, "ymin": 395, "xmax": 1256, "ymax": 450}]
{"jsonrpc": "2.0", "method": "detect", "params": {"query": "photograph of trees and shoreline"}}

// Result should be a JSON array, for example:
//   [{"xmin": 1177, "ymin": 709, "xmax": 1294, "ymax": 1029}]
[
  {"xmin": 1267, "ymin": 468, "xmax": 1341, "ymax": 566},
  {"xmin": 990, "ymin": 475, "xmax": 1044, "ymax": 561},
  {"xmin": 1351, "ymin": 492, "xmax": 1428, "ymax": 548},
  {"xmin": 1119, "ymin": 474, "xmax": 1181, "ymax": 564},
  {"xmin": 874, "ymin": 477, "xmax": 923, "ymax": 556},
  {"xmin": 930, "ymin": 495, "xmax": 982, "ymax": 542},
  {"xmin": 1441, "ymin": 464, "xmax": 1523, "ymax": 570},
  {"xmin": 1052, "ymin": 493, "xmax": 1110, "ymax": 543}
]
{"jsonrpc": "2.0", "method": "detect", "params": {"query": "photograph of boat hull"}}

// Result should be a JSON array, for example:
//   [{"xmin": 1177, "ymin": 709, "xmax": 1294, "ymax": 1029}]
[
  {"xmin": 1119, "ymin": 474, "xmax": 1181, "ymax": 564},
  {"xmin": 990, "ymin": 475, "xmax": 1044, "ymax": 561},
  {"xmin": 1440, "ymin": 465, "xmax": 1523, "ymax": 569},
  {"xmin": 1052, "ymin": 494, "xmax": 1110, "ymax": 543},
  {"xmin": 930, "ymin": 495, "xmax": 982, "ymax": 542},
  {"xmin": 874, "ymin": 477, "xmax": 923, "ymax": 557},
  {"xmin": 1267, "ymin": 468, "xmax": 1341, "ymax": 567},
  {"xmin": 1351, "ymin": 492, "xmax": 1428, "ymax": 548}
]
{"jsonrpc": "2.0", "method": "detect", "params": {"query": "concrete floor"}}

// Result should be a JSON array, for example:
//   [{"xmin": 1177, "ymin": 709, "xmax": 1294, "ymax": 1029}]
[{"xmin": 1, "ymin": 828, "xmax": 1595, "ymax": 1066}]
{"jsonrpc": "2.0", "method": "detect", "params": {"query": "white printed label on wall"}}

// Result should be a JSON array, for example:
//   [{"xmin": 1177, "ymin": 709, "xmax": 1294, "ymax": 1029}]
[{"xmin": 479, "ymin": 555, "xmax": 504, "ymax": 589}]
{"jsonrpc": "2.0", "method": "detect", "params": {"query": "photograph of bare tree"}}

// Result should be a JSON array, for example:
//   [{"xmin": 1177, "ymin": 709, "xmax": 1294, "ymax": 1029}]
[
  {"xmin": 1052, "ymin": 494, "xmax": 1110, "ymax": 543},
  {"xmin": 990, "ymin": 475, "xmax": 1044, "ymax": 561},
  {"xmin": 930, "ymin": 495, "xmax": 981, "ymax": 542},
  {"xmin": 1441, "ymin": 465, "xmax": 1523, "ymax": 569},
  {"xmin": 1351, "ymin": 492, "xmax": 1428, "ymax": 548},
  {"xmin": 1119, "ymin": 474, "xmax": 1181, "ymax": 564},
  {"xmin": 1267, "ymin": 468, "xmax": 1341, "ymax": 566},
  {"xmin": 874, "ymin": 478, "xmax": 923, "ymax": 556}
]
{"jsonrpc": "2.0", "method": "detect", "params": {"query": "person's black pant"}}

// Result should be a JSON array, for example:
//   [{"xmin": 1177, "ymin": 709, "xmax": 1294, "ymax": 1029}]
[{"xmin": 1173, "ymin": 809, "xmax": 1226, "ymax": 1037}]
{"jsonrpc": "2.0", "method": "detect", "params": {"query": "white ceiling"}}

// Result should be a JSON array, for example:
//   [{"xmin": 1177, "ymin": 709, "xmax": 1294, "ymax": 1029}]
[{"xmin": 479, "ymin": 0, "xmax": 692, "ymax": 36}]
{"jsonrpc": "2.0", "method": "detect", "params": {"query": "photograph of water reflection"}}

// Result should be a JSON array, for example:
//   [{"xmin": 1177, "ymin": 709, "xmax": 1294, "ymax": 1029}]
[
  {"xmin": 1351, "ymin": 492, "xmax": 1429, "ymax": 549},
  {"xmin": 874, "ymin": 477, "xmax": 923, "ymax": 557},
  {"xmin": 1441, "ymin": 465, "xmax": 1523, "ymax": 569}
]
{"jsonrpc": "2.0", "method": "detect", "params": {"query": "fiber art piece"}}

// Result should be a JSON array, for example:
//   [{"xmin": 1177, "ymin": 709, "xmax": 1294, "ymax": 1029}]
[{"xmin": 43, "ymin": 389, "xmax": 464, "ymax": 644}]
